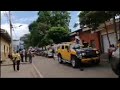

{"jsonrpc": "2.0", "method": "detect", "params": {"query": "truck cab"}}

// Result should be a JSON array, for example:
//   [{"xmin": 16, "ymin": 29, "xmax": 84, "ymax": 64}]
[{"xmin": 57, "ymin": 42, "xmax": 100, "ymax": 68}]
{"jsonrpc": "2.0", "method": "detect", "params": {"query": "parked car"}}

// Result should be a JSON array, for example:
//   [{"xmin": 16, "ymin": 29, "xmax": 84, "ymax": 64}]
[
  {"xmin": 57, "ymin": 42, "xmax": 100, "ymax": 68},
  {"xmin": 47, "ymin": 49, "xmax": 53, "ymax": 58},
  {"xmin": 111, "ymin": 46, "xmax": 120, "ymax": 78}
]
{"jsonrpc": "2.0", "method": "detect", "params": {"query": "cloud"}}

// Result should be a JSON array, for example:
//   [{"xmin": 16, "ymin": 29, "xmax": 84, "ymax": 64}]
[
  {"xmin": 77, "ymin": 11, "xmax": 80, "ymax": 16},
  {"xmin": 69, "ymin": 11, "xmax": 81, "ymax": 32},
  {"xmin": 1, "ymin": 23, "xmax": 30, "ymax": 40},
  {"xmin": 15, "ymin": 16, "xmax": 37, "ymax": 23},
  {"xmin": 1, "ymin": 11, "xmax": 9, "ymax": 17}
]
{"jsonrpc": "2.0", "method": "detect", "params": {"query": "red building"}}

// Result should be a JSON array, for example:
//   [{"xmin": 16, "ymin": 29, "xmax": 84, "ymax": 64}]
[{"xmin": 70, "ymin": 28, "xmax": 101, "ymax": 51}]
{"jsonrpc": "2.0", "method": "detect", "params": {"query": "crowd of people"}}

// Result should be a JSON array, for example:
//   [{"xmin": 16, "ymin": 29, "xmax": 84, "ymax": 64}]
[{"xmin": 8, "ymin": 47, "xmax": 34, "ymax": 71}]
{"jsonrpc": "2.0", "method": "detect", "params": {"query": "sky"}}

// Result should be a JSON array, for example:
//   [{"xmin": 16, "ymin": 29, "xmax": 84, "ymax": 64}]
[{"xmin": 1, "ymin": 11, "xmax": 80, "ymax": 40}]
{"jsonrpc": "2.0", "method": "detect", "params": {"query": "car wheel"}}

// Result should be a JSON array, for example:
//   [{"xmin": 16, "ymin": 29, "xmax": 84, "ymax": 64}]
[
  {"xmin": 58, "ymin": 54, "xmax": 63, "ymax": 64},
  {"xmin": 71, "ymin": 56, "xmax": 79, "ymax": 68}
]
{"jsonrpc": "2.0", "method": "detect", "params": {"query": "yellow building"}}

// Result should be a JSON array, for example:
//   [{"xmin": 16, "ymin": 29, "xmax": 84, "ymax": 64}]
[{"xmin": 0, "ymin": 29, "xmax": 11, "ymax": 62}]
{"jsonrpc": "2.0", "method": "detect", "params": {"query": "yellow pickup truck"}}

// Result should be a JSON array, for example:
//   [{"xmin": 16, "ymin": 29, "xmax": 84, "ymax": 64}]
[{"xmin": 57, "ymin": 43, "xmax": 100, "ymax": 68}]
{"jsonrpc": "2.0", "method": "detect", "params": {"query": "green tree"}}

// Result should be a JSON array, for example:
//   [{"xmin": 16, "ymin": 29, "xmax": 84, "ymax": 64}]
[
  {"xmin": 79, "ymin": 11, "xmax": 112, "ymax": 46},
  {"xmin": 105, "ymin": 11, "xmax": 120, "ymax": 42},
  {"xmin": 47, "ymin": 27, "xmax": 69, "ymax": 44},
  {"xmin": 27, "ymin": 11, "xmax": 71, "ymax": 47}
]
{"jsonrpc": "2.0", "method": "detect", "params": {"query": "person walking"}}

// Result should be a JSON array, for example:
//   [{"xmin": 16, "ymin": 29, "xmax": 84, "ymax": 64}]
[
  {"xmin": 74, "ymin": 34, "xmax": 84, "ymax": 71},
  {"xmin": 108, "ymin": 44, "xmax": 116, "ymax": 63},
  {"xmin": 52, "ymin": 47, "xmax": 55, "ymax": 60},
  {"xmin": 25, "ymin": 49, "xmax": 28, "ymax": 62},
  {"xmin": 12, "ymin": 51, "xmax": 21, "ymax": 71},
  {"xmin": 20, "ymin": 50, "xmax": 23, "ymax": 62},
  {"xmin": 28, "ymin": 48, "xmax": 33, "ymax": 63},
  {"xmin": 11, "ymin": 51, "xmax": 16, "ymax": 71},
  {"xmin": 15, "ymin": 51, "xmax": 21, "ymax": 71},
  {"xmin": 22, "ymin": 49, "xmax": 25, "ymax": 62}
]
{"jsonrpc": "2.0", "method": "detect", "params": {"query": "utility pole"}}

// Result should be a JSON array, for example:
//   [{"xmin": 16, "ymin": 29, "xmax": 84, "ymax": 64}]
[{"xmin": 9, "ymin": 11, "xmax": 13, "ymax": 54}]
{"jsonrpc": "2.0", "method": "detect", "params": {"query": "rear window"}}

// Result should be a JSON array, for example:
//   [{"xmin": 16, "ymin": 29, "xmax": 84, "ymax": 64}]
[
  {"xmin": 62, "ymin": 45, "xmax": 64, "ymax": 49},
  {"xmin": 65, "ymin": 45, "xmax": 69, "ymax": 50}
]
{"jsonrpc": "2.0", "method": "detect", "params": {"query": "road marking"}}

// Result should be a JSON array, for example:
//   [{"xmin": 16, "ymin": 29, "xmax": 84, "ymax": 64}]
[{"xmin": 32, "ymin": 63, "xmax": 44, "ymax": 78}]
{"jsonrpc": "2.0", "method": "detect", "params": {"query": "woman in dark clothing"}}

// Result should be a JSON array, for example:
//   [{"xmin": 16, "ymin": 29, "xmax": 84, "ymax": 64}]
[
  {"xmin": 20, "ymin": 50, "xmax": 23, "ymax": 62},
  {"xmin": 25, "ymin": 49, "xmax": 28, "ymax": 62}
]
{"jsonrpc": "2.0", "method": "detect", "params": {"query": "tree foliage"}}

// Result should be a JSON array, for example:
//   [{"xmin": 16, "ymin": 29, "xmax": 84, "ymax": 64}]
[
  {"xmin": 79, "ymin": 11, "xmax": 120, "ymax": 46},
  {"xmin": 23, "ymin": 11, "xmax": 71, "ymax": 48},
  {"xmin": 47, "ymin": 27, "xmax": 70, "ymax": 44}
]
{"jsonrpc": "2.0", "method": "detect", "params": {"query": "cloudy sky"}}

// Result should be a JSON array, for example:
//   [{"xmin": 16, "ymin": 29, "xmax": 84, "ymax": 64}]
[{"xmin": 1, "ymin": 11, "xmax": 80, "ymax": 40}]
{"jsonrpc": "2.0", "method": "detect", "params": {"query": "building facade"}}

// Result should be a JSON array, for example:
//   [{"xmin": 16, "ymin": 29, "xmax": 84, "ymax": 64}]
[
  {"xmin": 70, "ymin": 28, "xmax": 101, "ymax": 51},
  {"xmin": 99, "ymin": 21, "xmax": 120, "ymax": 53},
  {"xmin": 0, "ymin": 29, "xmax": 11, "ymax": 61},
  {"xmin": 13, "ymin": 39, "xmax": 20, "ymax": 51}
]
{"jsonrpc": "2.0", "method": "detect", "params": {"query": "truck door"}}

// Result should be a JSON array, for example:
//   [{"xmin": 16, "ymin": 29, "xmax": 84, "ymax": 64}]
[{"xmin": 64, "ymin": 45, "xmax": 71, "ymax": 60}]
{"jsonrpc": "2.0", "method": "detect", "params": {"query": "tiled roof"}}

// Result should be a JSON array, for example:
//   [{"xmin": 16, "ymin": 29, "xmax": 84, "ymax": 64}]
[{"xmin": 0, "ymin": 28, "xmax": 11, "ymax": 42}]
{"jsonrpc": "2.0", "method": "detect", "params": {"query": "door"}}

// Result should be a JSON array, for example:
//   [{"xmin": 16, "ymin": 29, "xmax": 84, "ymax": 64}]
[
  {"xmin": 60, "ymin": 45, "xmax": 66, "ymax": 59},
  {"xmin": 64, "ymin": 45, "xmax": 71, "ymax": 60},
  {"xmin": 102, "ymin": 33, "xmax": 116, "ymax": 53}
]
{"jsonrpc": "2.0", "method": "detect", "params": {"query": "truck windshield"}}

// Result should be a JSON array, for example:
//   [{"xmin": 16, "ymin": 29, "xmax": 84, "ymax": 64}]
[{"xmin": 72, "ymin": 44, "xmax": 82, "ymax": 49}]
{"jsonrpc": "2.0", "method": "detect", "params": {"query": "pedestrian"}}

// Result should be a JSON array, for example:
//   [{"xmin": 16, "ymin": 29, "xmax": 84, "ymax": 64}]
[
  {"xmin": 74, "ymin": 35, "xmax": 84, "ymax": 71},
  {"xmin": 28, "ymin": 48, "xmax": 33, "ymax": 63},
  {"xmin": 15, "ymin": 51, "xmax": 21, "ymax": 71},
  {"xmin": 108, "ymin": 44, "xmax": 116, "ymax": 63},
  {"xmin": 52, "ymin": 47, "xmax": 55, "ymax": 60},
  {"xmin": 25, "ymin": 49, "xmax": 28, "ymax": 62},
  {"xmin": 12, "ymin": 51, "xmax": 21, "ymax": 71},
  {"xmin": 20, "ymin": 50, "xmax": 23, "ymax": 62},
  {"xmin": 22, "ymin": 49, "xmax": 25, "ymax": 62},
  {"xmin": 11, "ymin": 51, "xmax": 16, "ymax": 71}
]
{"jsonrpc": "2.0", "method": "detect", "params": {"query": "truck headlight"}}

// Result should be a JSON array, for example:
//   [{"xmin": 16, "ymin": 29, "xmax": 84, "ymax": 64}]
[{"xmin": 81, "ymin": 53, "xmax": 86, "ymax": 56}]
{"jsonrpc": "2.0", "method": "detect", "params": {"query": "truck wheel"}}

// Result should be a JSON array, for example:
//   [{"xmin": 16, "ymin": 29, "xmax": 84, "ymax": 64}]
[
  {"xmin": 71, "ymin": 56, "xmax": 79, "ymax": 68},
  {"xmin": 58, "ymin": 54, "xmax": 63, "ymax": 64}
]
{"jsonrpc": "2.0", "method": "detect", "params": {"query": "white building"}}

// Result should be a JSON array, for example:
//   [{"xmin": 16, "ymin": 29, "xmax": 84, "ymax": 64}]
[{"xmin": 13, "ymin": 39, "xmax": 20, "ymax": 51}]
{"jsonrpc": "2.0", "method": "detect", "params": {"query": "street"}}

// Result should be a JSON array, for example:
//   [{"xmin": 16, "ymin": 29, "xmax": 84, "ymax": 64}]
[
  {"xmin": 1, "ymin": 56, "xmax": 118, "ymax": 78},
  {"xmin": 32, "ymin": 56, "xmax": 118, "ymax": 78}
]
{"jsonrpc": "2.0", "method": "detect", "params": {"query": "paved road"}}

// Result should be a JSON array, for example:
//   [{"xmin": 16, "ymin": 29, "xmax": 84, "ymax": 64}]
[
  {"xmin": 1, "ymin": 62, "xmax": 39, "ymax": 78},
  {"xmin": 32, "ymin": 56, "xmax": 118, "ymax": 78}
]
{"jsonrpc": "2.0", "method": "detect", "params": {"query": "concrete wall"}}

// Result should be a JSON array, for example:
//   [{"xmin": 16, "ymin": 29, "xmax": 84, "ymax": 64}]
[{"xmin": 1, "ymin": 37, "xmax": 10, "ymax": 61}]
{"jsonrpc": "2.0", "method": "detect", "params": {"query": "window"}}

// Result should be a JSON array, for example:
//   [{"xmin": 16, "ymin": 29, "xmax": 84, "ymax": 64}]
[
  {"xmin": 62, "ymin": 45, "xmax": 64, "ymax": 49},
  {"xmin": 4, "ymin": 45, "xmax": 5, "ymax": 54},
  {"xmin": 90, "ymin": 40, "xmax": 96, "ymax": 48},
  {"xmin": 65, "ymin": 45, "xmax": 69, "ymax": 50}
]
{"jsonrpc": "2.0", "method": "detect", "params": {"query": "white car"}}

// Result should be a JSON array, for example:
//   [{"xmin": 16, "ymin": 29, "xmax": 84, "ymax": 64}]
[{"xmin": 47, "ymin": 49, "xmax": 53, "ymax": 57}]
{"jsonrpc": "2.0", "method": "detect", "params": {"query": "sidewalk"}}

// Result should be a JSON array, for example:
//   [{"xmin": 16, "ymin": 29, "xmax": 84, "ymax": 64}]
[
  {"xmin": 1, "ymin": 63, "xmax": 37, "ymax": 78},
  {"xmin": 1, "ymin": 59, "xmax": 31, "ymax": 66},
  {"xmin": 1, "ymin": 58, "xmax": 40, "ymax": 78}
]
